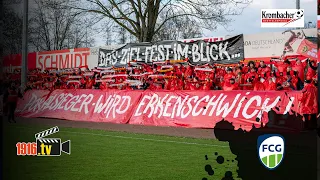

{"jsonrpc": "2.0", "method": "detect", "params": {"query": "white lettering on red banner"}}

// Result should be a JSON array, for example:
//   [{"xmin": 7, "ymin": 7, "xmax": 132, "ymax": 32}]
[
  {"xmin": 36, "ymin": 49, "xmax": 90, "ymax": 70},
  {"xmin": 16, "ymin": 90, "xmax": 301, "ymax": 131}
]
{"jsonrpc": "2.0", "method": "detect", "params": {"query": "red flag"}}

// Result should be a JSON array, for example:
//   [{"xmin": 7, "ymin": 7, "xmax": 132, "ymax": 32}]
[{"xmin": 296, "ymin": 39, "xmax": 317, "ymax": 61}]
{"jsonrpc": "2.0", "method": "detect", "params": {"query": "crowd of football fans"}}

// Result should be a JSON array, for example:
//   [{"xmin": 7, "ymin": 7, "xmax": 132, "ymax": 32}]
[
  {"xmin": 2, "ymin": 56, "xmax": 318, "ymax": 92},
  {"xmin": 1, "ymin": 56, "xmax": 318, "ymax": 124}
]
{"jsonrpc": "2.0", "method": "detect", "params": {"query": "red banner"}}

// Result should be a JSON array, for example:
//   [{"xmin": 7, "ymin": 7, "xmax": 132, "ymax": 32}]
[
  {"xmin": 296, "ymin": 39, "xmax": 317, "ymax": 61},
  {"xmin": 3, "ymin": 53, "xmax": 37, "ymax": 73},
  {"xmin": 16, "ymin": 89, "xmax": 142, "ymax": 124},
  {"xmin": 36, "ymin": 48, "xmax": 91, "ymax": 70},
  {"xmin": 16, "ymin": 90, "xmax": 302, "ymax": 131}
]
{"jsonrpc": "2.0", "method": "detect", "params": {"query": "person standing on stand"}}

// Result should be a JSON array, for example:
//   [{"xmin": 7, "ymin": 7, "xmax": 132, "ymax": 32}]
[
  {"xmin": 298, "ymin": 80, "xmax": 318, "ymax": 130},
  {"xmin": 7, "ymin": 83, "xmax": 18, "ymax": 123}
]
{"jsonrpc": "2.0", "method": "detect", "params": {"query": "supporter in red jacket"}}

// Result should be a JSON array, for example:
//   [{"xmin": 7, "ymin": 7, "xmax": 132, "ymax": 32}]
[
  {"xmin": 242, "ymin": 78, "xmax": 253, "ymax": 90},
  {"xmin": 292, "ymin": 58, "xmax": 307, "ymax": 81},
  {"xmin": 234, "ymin": 66, "xmax": 242, "ymax": 75},
  {"xmin": 290, "ymin": 73, "xmax": 299, "ymax": 90},
  {"xmin": 276, "ymin": 72, "xmax": 287, "ymax": 85},
  {"xmin": 298, "ymin": 80, "xmax": 318, "ymax": 130},
  {"xmin": 285, "ymin": 66, "xmax": 295, "ymax": 78},
  {"xmin": 69, "ymin": 84, "xmax": 76, "ymax": 89},
  {"xmin": 202, "ymin": 78, "xmax": 211, "ymax": 90},
  {"xmin": 270, "ymin": 70, "xmax": 277, "ymax": 78},
  {"xmin": 165, "ymin": 69, "xmax": 174, "ymax": 76},
  {"xmin": 276, "ymin": 77, "xmax": 295, "ymax": 91},
  {"xmin": 248, "ymin": 61, "xmax": 256, "ymax": 70},
  {"xmin": 272, "ymin": 59, "xmax": 290, "ymax": 73},
  {"xmin": 80, "ymin": 77, "xmax": 86, "ymax": 88},
  {"xmin": 258, "ymin": 60, "xmax": 271, "ymax": 77},
  {"xmin": 152, "ymin": 66, "xmax": 158, "ymax": 75},
  {"xmin": 196, "ymin": 71, "xmax": 205, "ymax": 81},
  {"xmin": 265, "ymin": 77, "xmax": 277, "ymax": 91},
  {"xmin": 174, "ymin": 64, "xmax": 183, "ymax": 77},
  {"xmin": 61, "ymin": 82, "xmax": 68, "ymax": 89},
  {"xmin": 211, "ymin": 67, "xmax": 217, "ymax": 79},
  {"xmin": 125, "ymin": 84, "xmax": 133, "ymax": 90},
  {"xmin": 282, "ymin": 78, "xmax": 295, "ymax": 91},
  {"xmin": 223, "ymin": 78, "xmax": 239, "ymax": 91},
  {"xmin": 205, "ymin": 71, "xmax": 214, "ymax": 80},
  {"xmin": 184, "ymin": 77, "xmax": 192, "ymax": 90},
  {"xmin": 7, "ymin": 84, "xmax": 18, "ymax": 123},
  {"xmin": 245, "ymin": 68, "xmax": 258, "ymax": 83},
  {"xmin": 253, "ymin": 78, "xmax": 266, "ymax": 91},
  {"xmin": 195, "ymin": 83, "xmax": 201, "ymax": 90},
  {"xmin": 177, "ymin": 78, "xmax": 184, "ymax": 90},
  {"xmin": 154, "ymin": 82, "xmax": 163, "ymax": 90},
  {"xmin": 184, "ymin": 65, "xmax": 193, "ymax": 78},
  {"xmin": 99, "ymin": 81, "xmax": 107, "ymax": 90},
  {"xmin": 189, "ymin": 83, "xmax": 197, "ymax": 90},
  {"xmin": 189, "ymin": 77, "xmax": 200, "ymax": 90},
  {"xmin": 142, "ymin": 63, "xmax": 153, "ymax": 73},
  {"xmin": 223, "ymin": 68, "xmax": 235, "ymax": 83},
  {"xmin": 306, "ymin": 59, "xmax": 317, "ymax": 80},
  {"xmin": 242, "ymin": 64, "xmax": 249, "ymax": 74},
  {"xmin": 235, "ymin": 72, "xmax": 244, "ymax": 83},
  {"xmin": 169, "ymin": 79, "xmax": 178, "ymax": 90},
  {"xmin": 86, "ymin": 77, "xmax": 95, "ymax": 89},
  {"xmin": 164, "ymin": 79, "xmax": 171, "ymax": 90},
  {"xmin": 148, "ymin": 81, "xmax": 156, "ymax": 91},
  {"xmin": 43, "ymin": 78, "xmax": 54, "ymax": 90},
  {"xmin": 312, "ymin": 74, "xmax": 317, "ymax": 85},
  {"xmin": 235, "ymin": 72, "xmax": 244, "ymax": 90},
  {"xmin": 216, "ymin": 67, "xmax": 226, "ymax": 79}
]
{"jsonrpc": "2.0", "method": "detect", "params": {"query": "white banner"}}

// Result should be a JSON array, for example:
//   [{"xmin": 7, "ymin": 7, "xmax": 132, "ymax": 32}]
[
  {"xmin": 36, "ymin": 48, "xmax": 96, "ymax": 70},
  {"xmin": 35, "ymin": 45, "xmax": 122, "ymax": 70},
  {"xmin": 244, "ymin": 28, "xmax": 317, "ymax": 58}
]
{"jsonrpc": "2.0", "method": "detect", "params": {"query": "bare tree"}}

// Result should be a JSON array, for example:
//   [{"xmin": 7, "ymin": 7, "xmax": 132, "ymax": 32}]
[
  {"xmin": 154, "ymin": 16, "xmax": 202, "ymax": 41},
  {"xmin": 153, "ymin": 18, "xmax": 179, "ymax": 41},
  {"xmin": 3, "ymin": 7, "xmax": 23, "ymax": 55},
  {"xmin": 128, "ymin": 32, "xmax": 137, "ymax": 43},
  {"xmin": 28, "ymin": 0, "xmax": 97, "ymax": 51},
  {"xmin": 177, "ymin": 17, "xmax": 202, "ymax": 39},
  {"xmin": 104, "ymin": 24, "xmax": 114, "ymax": 45},
  {"xmin": 3, "ymin": 0, "xmax": 23, "ymax": 5},
  {"xmin": 71, "ymin": 0, "xmax": 251, "ymax": 42},
  {"xmin": 117, "ymin": 25, "xmax": 127, "ymax": 44}
]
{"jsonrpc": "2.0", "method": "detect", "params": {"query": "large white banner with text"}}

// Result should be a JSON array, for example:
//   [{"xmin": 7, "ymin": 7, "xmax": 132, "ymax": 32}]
[{"xmin": 244, "ymin": 28, "xmax": 316, "ymax": 58}]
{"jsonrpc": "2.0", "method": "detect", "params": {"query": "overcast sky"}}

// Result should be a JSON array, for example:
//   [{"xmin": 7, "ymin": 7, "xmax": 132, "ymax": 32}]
[
  {"xmin": 6, "ymin": 0, "xmax": 317, "ymax": 47},
  {"xmin": 94, "ymin": 0, "xmax": 317, "ymax": 46}
]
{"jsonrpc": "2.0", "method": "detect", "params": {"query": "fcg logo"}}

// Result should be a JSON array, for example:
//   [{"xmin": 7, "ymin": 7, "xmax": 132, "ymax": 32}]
[{"xmin": 257, "ymin": 134, "xmax": 285, "ymax": 170}]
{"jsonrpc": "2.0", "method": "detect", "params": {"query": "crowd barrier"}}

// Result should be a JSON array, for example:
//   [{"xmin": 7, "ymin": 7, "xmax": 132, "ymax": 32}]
[{"xmin": 16, "ymin": 89, "xmax": 304, "ymax": 131}]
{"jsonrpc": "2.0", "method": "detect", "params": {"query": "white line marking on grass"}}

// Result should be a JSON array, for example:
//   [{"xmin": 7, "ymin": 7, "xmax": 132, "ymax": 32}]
[
  {"xmin": 11, "ymin": 126, "xmax": 229, "ymax": 148},
  {"xmin": 60, "ymin": 131, "xmax": 230, "ymax": 148}
]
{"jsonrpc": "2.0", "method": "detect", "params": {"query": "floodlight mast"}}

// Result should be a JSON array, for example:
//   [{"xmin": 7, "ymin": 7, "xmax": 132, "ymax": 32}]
[
  {"xmin": 296, "ymin": 0, "xmax": 300, "ymax": 30},
  {"xmin": 21, "ymin": 0, "xmax": 28, "ymax": 89}
]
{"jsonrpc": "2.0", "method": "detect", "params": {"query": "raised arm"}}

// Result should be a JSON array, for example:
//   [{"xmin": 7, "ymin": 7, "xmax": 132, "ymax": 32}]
[{"xmin": 308, "ymin": 60, "xmax": 317, "ymax": 70}]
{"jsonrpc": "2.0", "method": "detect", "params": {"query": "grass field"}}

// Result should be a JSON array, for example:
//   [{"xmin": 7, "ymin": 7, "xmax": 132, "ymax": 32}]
[{"xmin": 3, "ymin": 124, "xmax": 239, "ymax": 180}]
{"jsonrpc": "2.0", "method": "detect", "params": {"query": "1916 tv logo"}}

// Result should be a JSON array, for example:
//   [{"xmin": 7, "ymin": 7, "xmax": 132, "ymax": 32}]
[{"xmin": 16, "ymin": 126, "xmax": 71, "ymax": 156}]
